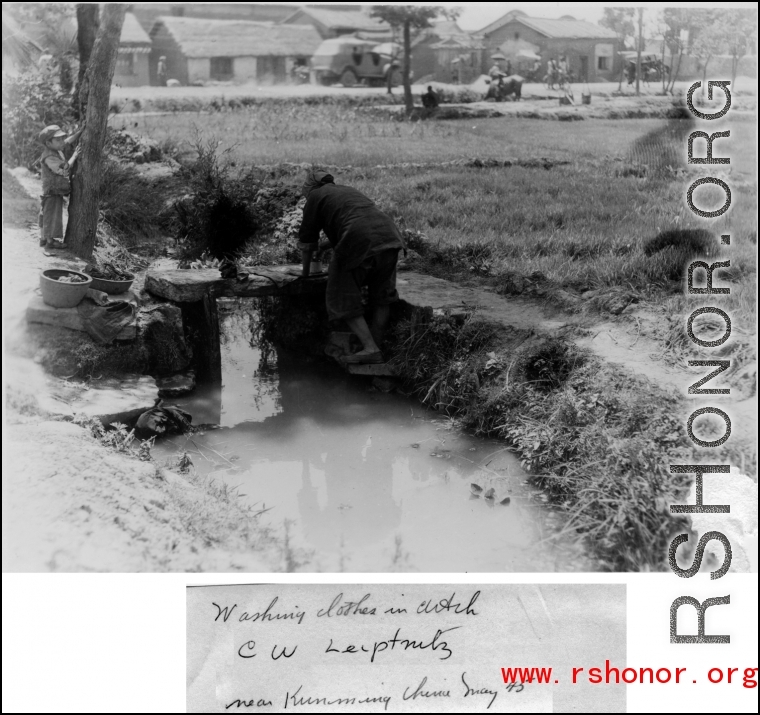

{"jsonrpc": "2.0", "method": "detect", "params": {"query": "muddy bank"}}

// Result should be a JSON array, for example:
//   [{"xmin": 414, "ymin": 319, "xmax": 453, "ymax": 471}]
[{"xmin": 2, "ymin": 413, "xmax": 281, "ymax": 572}]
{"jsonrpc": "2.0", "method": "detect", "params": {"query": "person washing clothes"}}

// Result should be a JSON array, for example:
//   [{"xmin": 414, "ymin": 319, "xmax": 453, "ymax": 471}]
[
  {"xmin": 37, "ymin": 123, "xmax": 83, "ymax": 249},
  {"xmin": 298, "ymin": 169, "xmax": 405, "ymax": 365}
]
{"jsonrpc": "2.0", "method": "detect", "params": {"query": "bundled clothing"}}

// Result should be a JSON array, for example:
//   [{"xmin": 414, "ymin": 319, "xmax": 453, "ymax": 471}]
[{"xmin": 299, "ymin": 172, "xmax": 405, "ymax": 321}]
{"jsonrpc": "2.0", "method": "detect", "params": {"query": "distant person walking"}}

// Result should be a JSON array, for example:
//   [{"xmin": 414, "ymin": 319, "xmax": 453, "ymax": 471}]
[
  {"xmin": 37, "ymin": 124, "xmax": 83, "ymax": 249},
  {"xmin": 157, "ymin": 56, "xmax": 167, "ymax": 86},
  {"xmin": 532, "ymin": 57, "xmax": 541, "ymax": 82},
  {"xmin": 558, "ymin": 55, "xmax": 569, "ymax": 82}
]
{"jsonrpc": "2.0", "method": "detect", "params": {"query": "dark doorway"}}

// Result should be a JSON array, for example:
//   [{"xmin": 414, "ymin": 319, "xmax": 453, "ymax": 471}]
[
  {"xmin": 257, "ymin": 56, "xmax": 287, "ymax": 83},
  {"xmin": 580, "ymin": 55, "xmax": 589, "ymax": 82},
  {"xmin": 210, "ymin": 57, "xmax": 233, "ymax": 81}
]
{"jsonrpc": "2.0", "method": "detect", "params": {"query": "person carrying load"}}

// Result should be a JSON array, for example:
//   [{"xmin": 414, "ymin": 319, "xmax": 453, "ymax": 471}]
[{"xmin": 298, "ymin": 170, "xmax": 405, "ymax": 365}]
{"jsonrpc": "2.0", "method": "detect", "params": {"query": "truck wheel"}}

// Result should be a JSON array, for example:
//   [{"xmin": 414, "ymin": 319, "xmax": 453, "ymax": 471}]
[{"xmin": 340, "ymin": 69, "xmax": 358, "ymax": 87}]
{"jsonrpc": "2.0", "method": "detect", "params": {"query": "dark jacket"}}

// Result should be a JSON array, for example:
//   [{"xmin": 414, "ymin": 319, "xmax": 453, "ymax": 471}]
[
  {"xmin": 422, "ymin": 89, "xmax": 439, "ymax": 109},
  {"xmin": 40, "ymin": 146, "xmax": 71, "ymax": 196},
  {"xmin": 299, "ymin": 183, "xmax": 404, "ymax": 270}
]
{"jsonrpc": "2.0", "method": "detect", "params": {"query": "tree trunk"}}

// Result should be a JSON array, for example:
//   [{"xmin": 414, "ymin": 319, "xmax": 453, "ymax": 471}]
[
  {"xmin": 73, "ymin": 3, "xmax": 100, "ymax": 117},
  {"xmin": 617, "ymin": 47, "xmax": 624, "ymax": 91},
  {"xmin": 701, "ymin": 57, "xmax": 711, "ymax": 99},
  {"xmin": 731, "ymin": 52, "xmax": 743, "ymax": 86},
  {"xmin": 65, "ymin": 5, "xmax": 126, "ymax": 260},
  {"xmin": 635, "ymin": 7, "xmax": 643, "ymax": 96},
  {"xmin": 668, "ymin": 50, "xmax": 683, "ymax": 93},
  {"xmin": 402, "ymin": 20, "xmax": 413, "ymax": 115}
]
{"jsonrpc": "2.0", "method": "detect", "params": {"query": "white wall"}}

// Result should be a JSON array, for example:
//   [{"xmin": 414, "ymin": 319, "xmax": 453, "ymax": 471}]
[
  {"xmin": 233, "ymin": 56, "xmax": 257, "ymax": 82},
  {"xmin": 187, "ymin": 58, "xmax": 210, "ymax": 83}
]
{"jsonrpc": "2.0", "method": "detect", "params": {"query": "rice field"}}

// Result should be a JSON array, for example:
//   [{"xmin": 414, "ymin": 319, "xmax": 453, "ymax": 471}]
[{"xmin": 117, "ymin": 103, "xmax": 756, "ymax": 324}]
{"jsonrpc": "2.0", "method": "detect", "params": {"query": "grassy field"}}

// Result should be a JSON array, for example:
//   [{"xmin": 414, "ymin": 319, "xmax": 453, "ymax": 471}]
[
  {"xmin": 123, "ymin": 106, "xmax": 756, "ymax": 324},
  {"xmin": 118, "ymin": 109, "xmax": 716, "ymax": 164}
]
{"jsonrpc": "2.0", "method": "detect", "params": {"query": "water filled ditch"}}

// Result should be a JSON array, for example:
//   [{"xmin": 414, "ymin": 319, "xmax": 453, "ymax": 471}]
[{"xmin": 153, "ymin": 298, "xmax": 591, "ymax": 572}]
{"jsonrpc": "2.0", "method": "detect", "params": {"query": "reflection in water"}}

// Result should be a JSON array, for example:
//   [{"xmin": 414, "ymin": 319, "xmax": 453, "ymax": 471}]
[{"xmin": 154, "ymin": 300, "xmax": 590, "ymax": 572}]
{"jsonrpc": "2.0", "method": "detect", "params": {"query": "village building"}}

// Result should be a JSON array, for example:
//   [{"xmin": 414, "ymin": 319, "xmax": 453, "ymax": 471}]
[
  {"xmin": 114, "ymin": 12, "xmax": 152, "ymax": 87},
  {"xmin": 148, "ymin": 16, "xmax": 322, "ymax": 85},
  {"xmin": 479, "ymin": 10, "xmax": 619, "ymax": 82},
  {"xmin": 130, "ymin": 3, "xmax": 295, "ymax": 32},
  {"xmin": 411, "ymin": 20, "xmax": 485, "ymax": 83},
  {"xmin": 281, "ymin": 5, "xmax": 391, "ymax": 40}
]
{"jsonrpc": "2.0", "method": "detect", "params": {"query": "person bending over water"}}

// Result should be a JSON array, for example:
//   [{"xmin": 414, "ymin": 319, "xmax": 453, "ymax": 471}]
[{"xmin": 298, "ymin": 170, "xmax": 405, "ymax": 365}]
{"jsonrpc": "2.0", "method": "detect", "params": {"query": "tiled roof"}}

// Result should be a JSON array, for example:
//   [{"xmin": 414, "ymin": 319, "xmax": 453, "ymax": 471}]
[
  {"xmin": 482, "ymin": 13, "xmax": 617, "ymax": 40},
  {"xmin": 120, "ymin": 12, "xmax": 151, "ymax": 46},
  {"xmin": 285, "ymin": 7, "xmax": 389, "ymax": 33},
  {"xmin": 153, "ymin": 16, "xmax": 322, "ymax": 58}
]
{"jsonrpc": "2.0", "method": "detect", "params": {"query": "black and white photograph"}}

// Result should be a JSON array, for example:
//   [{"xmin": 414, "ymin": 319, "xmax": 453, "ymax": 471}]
[{"xmin": 2, "ymin": 2, "xmax": 757, "ymax": 713}]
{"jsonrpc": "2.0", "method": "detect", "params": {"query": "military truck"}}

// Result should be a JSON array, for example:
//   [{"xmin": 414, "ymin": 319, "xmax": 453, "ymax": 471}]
[{"xmin": 311, "ymin": 37, "xmax": 402, "ymax": 87}]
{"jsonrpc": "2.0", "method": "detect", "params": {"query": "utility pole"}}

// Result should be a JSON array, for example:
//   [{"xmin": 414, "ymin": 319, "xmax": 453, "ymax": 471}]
[{"xmin": 635, "ymin": 7, "xmax": 643, "ymax": 96}]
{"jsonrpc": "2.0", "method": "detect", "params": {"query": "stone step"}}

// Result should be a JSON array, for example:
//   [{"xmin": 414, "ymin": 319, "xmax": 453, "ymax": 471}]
[
  {"xmin": 157, "ymin": 370, "xmax": 196, "ymax": 398},
  {"xmin": 26, "ymin": 293, "xmax": 138, "ymax": 340},
  {"xmin": 346, "ymin": 362, "xmax": 398, "ymax": 377}
]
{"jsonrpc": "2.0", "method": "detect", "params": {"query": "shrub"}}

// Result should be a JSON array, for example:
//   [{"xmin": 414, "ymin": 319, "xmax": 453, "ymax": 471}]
[
  {"xmin": 643, "ymin": 228, "xmax": 720, "ymax": 281},
  {"xmin": 1, "ymin": 70, "xmax": 76, "ymax": 168},
  {"xmin": 98, "ymin": 159, "xmax": 167, "ymax": 243},
  {"xmin": 643, "ymin": 227, "xmax": 717, "ymax": 257},
  {"xmin": 172, "ymin": 136, "xmax": 259, "ymax": 259}
]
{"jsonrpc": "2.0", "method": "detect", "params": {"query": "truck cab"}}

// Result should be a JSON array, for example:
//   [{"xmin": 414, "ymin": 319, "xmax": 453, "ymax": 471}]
[{"xmin": 311, "ymin": 37, "xmax": 402, "ymax": 87}]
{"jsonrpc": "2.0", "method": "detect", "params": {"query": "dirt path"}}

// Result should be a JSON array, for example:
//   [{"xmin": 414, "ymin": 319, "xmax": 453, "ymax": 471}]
[{"xmin": 397, "ymin": 271, "xmax": 756, "ymax": 448}]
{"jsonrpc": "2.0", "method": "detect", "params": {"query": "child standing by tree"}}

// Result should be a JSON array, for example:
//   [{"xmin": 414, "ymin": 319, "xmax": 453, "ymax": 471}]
[{"xmin": 37, "ymin": 124, "xmax": 83, "ymax": 249}]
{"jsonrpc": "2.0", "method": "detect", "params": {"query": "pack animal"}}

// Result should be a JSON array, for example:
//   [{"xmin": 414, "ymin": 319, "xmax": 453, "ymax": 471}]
[{"xmin": 486, "ymin": 76, "xmax": 522, "ymax": 102}]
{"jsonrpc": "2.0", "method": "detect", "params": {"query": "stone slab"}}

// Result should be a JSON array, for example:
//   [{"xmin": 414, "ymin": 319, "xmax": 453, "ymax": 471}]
[
  {"xmin": 26, "ymin": 294, "xmax": 138, "ymax": 340},
  {"xmin": 346, "ymin": 363, "xmax": 398, "ymax": 377},
  {"xmin": 223, "ymin": 272, "xmax": 327, "ymax": 298},
  {"xmin": 144, "ymin": 269, "xmax": 224, "ymax": 302},
  {"xmin": 145, "ymin": 265, "xmax": 327, "ymax": 302},
  {"xmin": 38, "ymin": 375, "xmax": 159, "ymax": 426},
  {"xmin": 157, "ymin": 371, "xmax": 196, "ymax": 398}
]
